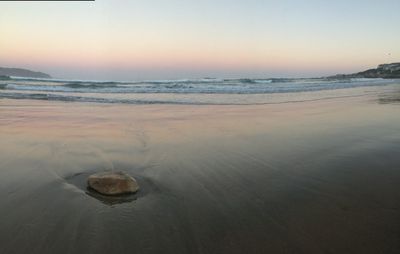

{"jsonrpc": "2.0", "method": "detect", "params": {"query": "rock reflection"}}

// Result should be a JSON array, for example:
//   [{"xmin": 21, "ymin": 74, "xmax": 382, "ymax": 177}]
[
  {"xmin": 86, "ymin": 188, "xmax": 138, "ymax": 205},
  {"xmin": 378, "ymin": 89, "xmax": 400, "ymax": 104}
]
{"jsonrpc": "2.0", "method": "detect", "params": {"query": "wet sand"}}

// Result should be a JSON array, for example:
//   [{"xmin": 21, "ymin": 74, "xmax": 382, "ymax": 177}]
[{"xmin": 0, "ymin": 91, "xmax": 400, "ymax": 254}]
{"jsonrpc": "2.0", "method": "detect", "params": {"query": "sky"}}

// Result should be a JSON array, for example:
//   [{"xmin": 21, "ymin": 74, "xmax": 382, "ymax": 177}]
[{"xmin": 0, "ymin": 0, "xmax": 399, "ymax": 80}]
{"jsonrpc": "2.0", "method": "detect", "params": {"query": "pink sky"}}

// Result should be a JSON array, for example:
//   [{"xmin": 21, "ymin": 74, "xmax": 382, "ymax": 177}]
[{"xmin": 1, "ymin": 0, "xmax": 399, "ymax": 80}]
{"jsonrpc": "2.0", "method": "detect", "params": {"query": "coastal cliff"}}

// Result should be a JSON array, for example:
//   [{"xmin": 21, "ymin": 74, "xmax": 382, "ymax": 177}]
[
  {"xmin": 331, "ymin": 62, "xmax": 400, "ymax": 79},
  {"xmin": 0, "ymin": 67, "xmax": 51, "ymax": 79}
]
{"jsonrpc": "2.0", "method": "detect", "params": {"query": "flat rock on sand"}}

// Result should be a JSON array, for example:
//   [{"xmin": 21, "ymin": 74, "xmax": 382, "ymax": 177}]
[{"xmin": 87, "ymin": 171, "xmax": 139, "ymax": 195}]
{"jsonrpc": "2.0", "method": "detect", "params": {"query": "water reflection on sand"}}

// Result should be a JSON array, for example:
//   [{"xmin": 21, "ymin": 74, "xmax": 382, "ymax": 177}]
[{"xmin": 0, "ymin": 89, "xmax": 400, "ymax": 254}]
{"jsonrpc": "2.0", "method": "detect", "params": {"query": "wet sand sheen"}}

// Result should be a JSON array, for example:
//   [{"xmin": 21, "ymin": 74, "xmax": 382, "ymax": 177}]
[{"xmin": 0, "ymin": 94, "xmax": 400, "ymax": 254}]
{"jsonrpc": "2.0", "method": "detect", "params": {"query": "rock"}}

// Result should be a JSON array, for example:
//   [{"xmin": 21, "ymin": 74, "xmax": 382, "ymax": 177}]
[
  {"xmin": 87, "ymin": 171, "xmax": 139, "ymax": 195},
  {"xmin": 0, "ymin": 67, "xmax": 51, "ymax": 78},
  {"xmin": 328, "ymin": 62, "xmax": 400, "ymax": 79}
]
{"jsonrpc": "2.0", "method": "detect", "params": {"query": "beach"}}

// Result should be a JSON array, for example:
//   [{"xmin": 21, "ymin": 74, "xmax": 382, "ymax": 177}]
[{"xmin": 0, "ymin": 84, "xmax": 399, "ymax": 254}]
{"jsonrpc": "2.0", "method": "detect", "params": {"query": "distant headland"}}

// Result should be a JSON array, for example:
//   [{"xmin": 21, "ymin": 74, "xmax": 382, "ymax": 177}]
[
  {"xmin": 330, "ymin": 62, "xmax": 400, "ymax": 79},
  {"xmin": 0, "ymin": 67, "xmax": 51, "ymax": 79}
]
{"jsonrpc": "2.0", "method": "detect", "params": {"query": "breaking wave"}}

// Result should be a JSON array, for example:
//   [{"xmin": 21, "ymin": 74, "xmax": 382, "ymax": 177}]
[{"xmin": 1, "ymin": 76, "xmax": 398, "ymax": 104}]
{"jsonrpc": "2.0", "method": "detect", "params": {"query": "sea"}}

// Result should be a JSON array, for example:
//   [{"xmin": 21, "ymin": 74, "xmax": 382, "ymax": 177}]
[{"xmin": 0, "ymin": 76, "xmax": 398, "ymax": 105}]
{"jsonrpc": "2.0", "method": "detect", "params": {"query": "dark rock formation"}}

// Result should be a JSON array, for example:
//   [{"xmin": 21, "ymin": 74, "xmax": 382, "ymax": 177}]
[
  {"xmin": 0, "ymin": 67, "xmax": 51, "ymax": 79},
  {"xmin": 87, "ymin": 171, "xmax": 139, "ymax": 195},
  {"xmin": 330, "ymin": 62, "xmax": 400, "ymax": 79}
]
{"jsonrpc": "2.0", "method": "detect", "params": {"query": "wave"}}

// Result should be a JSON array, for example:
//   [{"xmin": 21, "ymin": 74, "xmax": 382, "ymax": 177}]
[
  {"xmin": 0, "ymin": 92, "xmax": 212, "ymax": 105},
  {"xmin": 0, "ymin": 91, "xmax": 374, "ymax": 105},
  {"xmin": 0, "ymin": 76, "xmax": 11, "ymax": 81},
  {"xmin": 1, "ymin": 78, "xmax": 395, "ymax": 95},
  {"xmin": 6, "ymin": 76, "xmax": 389, "ymax": 86},
  {"xmin": 64, "ymin": 82, "xmax": 120, "ymax": 89},
  {"xmin": 1, "ymin": 76, "xmax": 398, "ymax": 105}
]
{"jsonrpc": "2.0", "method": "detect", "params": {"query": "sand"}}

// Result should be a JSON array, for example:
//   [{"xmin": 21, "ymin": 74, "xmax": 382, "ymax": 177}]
[{"xmin": 0, "ymin": 89, "xmax": 399, "ymax": 254}]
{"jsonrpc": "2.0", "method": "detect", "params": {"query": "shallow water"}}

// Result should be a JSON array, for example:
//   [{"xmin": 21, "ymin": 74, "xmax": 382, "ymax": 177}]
[{"xmin": 0, "ymin": 87, "xmax": 400, "ymax": 254}]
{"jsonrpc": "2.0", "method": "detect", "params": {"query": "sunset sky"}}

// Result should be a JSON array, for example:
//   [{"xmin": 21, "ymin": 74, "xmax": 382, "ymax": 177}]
[{"xmin": 1, "ymin": 0, "xmax": 399, "ymax": 80}]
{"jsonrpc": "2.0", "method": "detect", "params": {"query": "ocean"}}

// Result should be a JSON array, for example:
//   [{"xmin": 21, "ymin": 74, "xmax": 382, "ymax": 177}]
[{"xmin": 0, "ymin": 76, "xmax": 398, "ymax": 105}]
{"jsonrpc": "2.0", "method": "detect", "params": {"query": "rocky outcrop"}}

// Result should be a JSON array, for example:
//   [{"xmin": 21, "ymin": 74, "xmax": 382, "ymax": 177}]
[
  {"xmin": 0, "ymin": 67, "xmax": 51, "ymax": 79},
  {"xmin": 87, "ymin": 171, "xmax": 139, "ymax": 195},
  {"xmin": 377, "ymin": 63, "xmax": 400, "ymax": 72},
  {"xmin": 330, "ymin": 62, "xmax": 400, "ymax": 79}
]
